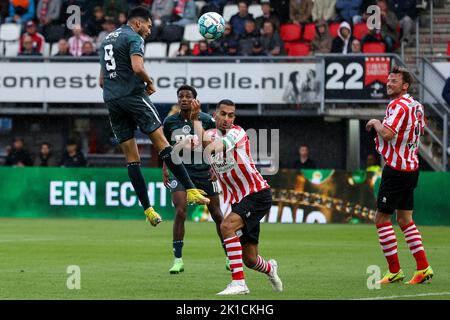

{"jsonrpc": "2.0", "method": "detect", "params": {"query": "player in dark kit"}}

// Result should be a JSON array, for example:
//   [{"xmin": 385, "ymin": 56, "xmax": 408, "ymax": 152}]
[
  {"xmin": 162, "ymin": 85, "xmax": 229, "ymax": 274},
  {"xmin": 99, "ymin": 6, "xmax": 210, "ymax": 227}
]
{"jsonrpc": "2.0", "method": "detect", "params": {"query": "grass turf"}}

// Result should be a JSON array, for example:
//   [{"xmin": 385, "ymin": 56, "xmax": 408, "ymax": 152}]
[{"xmin": 0, "ymin": 218, "xmax": 449, "ymax": 300}]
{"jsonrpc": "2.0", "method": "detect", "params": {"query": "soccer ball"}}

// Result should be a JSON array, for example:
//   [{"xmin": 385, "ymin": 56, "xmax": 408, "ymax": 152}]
[{"xmin": 198, "ymin": 12, "xmax": 225, "ymax": 40}]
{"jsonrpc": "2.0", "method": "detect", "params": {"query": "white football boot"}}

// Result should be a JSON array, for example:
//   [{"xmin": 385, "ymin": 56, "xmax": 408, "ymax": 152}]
[
  {"xmin": 267, "ymin": 259, "xmax": 283, "ymax": 292},
  {"xmin": 216, "ymin": 280, "xmax": 250, "ymax": 295}
]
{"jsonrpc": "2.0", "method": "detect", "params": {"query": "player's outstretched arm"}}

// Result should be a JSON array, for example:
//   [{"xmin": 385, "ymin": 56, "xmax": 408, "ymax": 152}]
[{"xmin": 130, "ymin": 54, "xmax": 156, "ymax": 95}]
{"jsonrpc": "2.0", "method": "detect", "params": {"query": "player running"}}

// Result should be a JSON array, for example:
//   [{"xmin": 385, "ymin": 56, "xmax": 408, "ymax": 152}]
[
  {"xmin": 366, "ymin": 66, "xmax": 433, "ymax": 285},
  {"xmin": 99, "ymin": 6, "xmax": 209, "ymax": 227},
  {"xmin": 182, "ymin": 98, "xmax": 282, "ymax": 295},
  {"xmin": 163, "ymin": 85, "xmax": 230, "ymax": 274}
]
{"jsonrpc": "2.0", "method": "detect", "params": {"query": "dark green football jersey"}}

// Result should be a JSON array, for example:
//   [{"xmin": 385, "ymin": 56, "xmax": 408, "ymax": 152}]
[
  {"xmin": 100, "ymin": 24, "xmax": 146, "ymax": 102},
  {"xmin": 163, "ymin": 111, "xmax": 216, "ymax": 175}
]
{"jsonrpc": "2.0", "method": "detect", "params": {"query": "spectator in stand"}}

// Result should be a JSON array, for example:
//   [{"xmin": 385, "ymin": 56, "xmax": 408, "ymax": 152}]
[
  {"xmin": 361, "ymin": 27, "xmax": 384, "ymax": 49},
  {"xmin": 365, "ymin": 153, "xmax": 381, "ymax": 173},
  {"xmin": 4, "ymin": 137, "xmax": 33, "ymax": 167},
  {"xmin": 331, "ymin": 21, "xmax": 353, "ymax": 53},
  {"xmin": 172, "ymin": 41, "xmax": 191, "ymax": 57},
  {"xmin": 149, "ymin": 0, "xmax": 174, "ymax": 41},
  {"xmin": 312, "ymin": 0, "xmax": 336, "ymax": 23},
  {"xmin": 250, "ymin": 39, "xmax": 267, "ymax": 56},
  {"xmin": 260, "ymin": 20, "xmax": 285, "ymax": 56},
  {"xmin": 229, "ymin": 0, "xmax": 254, "ymax": 38},
  {"xmin": 35, "ymin": 142, "xmax": 56, "ymax": 166},
  {"xmin": 255, "ymin": 0, "xmax": 280, "ymax": 32},
  {"xmin": 117, "ymin": 11, "xmax": 127, "ymax": 25},
  {"xmin": 391, "ymin": 0, "xmax": 418, "ymax": 47},
  {"xmin": 19, "ymin": 21, "xmax": 45, "ymax": 54},
  {"xmin": 53, "ymin": 38, "xmax": 72, "ymax": 56},
  {"xmin": 37, "ymin": 0, "xmax": 61, "ymax": 31},
  {"xmin": 362, "ymin": 0, "xmax": 377, "ymax": 21},
  {"xmin": 293, "ymin": 144, "xmax": 317, "ymax": 169},
  {"xmin": 59, "ymin": 139, "xmax": 87, "ymax": 167},
  {"xmin": 311, "ymin": 19, "xmax": 332, "ymax": 54},
  {"xmin": 211, "ymin": 22, "xmax": 237, "ymax": 55},
  {"xmin": 238, "ymin": 19, "xmax": 260, "ymax": 55},
  {"xmin": 81, "ymin": 41, "xmax": 97, "ymax": 56},
  {"xmin": 442, "ymin": 77, "xmax": 450, "ymax": 107},
  {"xmin": 103, "ymin": 0, "xmax": 128, "ymax": 23},
  {"xmin": 225, "ymin": 38, "xmax": 239, "ymax": 56},
  {"xmin": 18, "ymin": 34, "xmax": 43, "ymax": 56},
  {"xmin": 6, "ymin": 0, "xmax": 35, "ymax": 25},
  {"xmin": 68, "ymin": 24, "xmax": 92, "ymax": 57},
  {"xmin": 0, "ymin": 0, "xmax": 9, "ymax": 23},
  {"xmin": 199, "ymin": 0, "xmax": 227, "ymax": 15},
  {"xmin": 96, "ymin": 18, "xmax": 116, "ymax": 49},
  {"xmin": 196, "ymin": 40, "xmax": 212, "ymax": 56},
  {"xmin": 335, "ymin": 0, "xmax": 363, "ymax": 25},
  {"xmin": 351, "ymin": 38, "xmax": 362, "ymax": 53},
  {"xmin": 84, "ymin": 5, "xmax": 106, "ymax": 38},
  {"xmin": 376, "ymin": 0, "xmax": 398, "ymax": 53},
  {"xmin": 270, "ymin": 0, "xmax": 289, "ymax": 24},
  {"xmin": 290, "ymin": 0, "xmax": 313, "ymax": 25},
  {"xmin": 172, "ymin": 0, "xmax": 196, "ymax": 27}
]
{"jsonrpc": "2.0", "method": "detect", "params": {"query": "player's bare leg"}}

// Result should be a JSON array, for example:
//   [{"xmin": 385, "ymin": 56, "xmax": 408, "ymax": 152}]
[
  {"xmin": 148, "ymin": 128, "xmax": 210, "ymax": 205},
  {"xmin": 169, "ymin": 191, "xmax": 187, "ymax": 274},
  {"xmin": 120, "ymin": 138, "xmax": 161, "ymax": 226},
  {"xmin": 397, "ymin": 210, "xmax": 433, "ymax": 284},
  {"xmin": 206, "ymin": 195, "xmax": 230, "ymax": 270}
]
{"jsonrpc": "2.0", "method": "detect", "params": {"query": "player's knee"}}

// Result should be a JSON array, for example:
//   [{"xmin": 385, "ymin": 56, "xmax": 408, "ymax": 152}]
[
  {"xmin": 175, "ymin": 208, "xmax": 187, "ymax": 220},
  {"xmin": 220, "ymin": 220, "xmax": 233, "ymax": 235}
]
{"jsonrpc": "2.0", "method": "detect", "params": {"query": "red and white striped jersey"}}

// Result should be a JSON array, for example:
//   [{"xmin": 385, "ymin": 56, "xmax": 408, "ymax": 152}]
[
  {"xmin": 375, "ymin": 94, "xmax": 426, "ymax": 171},
  {"xmin": 206, "ymin": 125, "xmax": 270, "ymax": 204}
]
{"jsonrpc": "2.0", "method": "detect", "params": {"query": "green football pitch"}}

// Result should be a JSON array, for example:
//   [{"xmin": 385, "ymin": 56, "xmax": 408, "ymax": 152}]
[{"xmin": 0, "ymin": 218, "xmax": 449, "ymax": 300}]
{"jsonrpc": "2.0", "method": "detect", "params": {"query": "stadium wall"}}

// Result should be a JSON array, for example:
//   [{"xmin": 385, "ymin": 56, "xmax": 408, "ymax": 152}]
[{"xmin": 0, "ymin": 167, "xmax": 448, "ymax": 226}]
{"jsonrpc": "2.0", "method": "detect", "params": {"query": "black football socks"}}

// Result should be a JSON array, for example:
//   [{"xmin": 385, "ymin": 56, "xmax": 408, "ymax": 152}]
[
  {"xmin": 159, "ymin": 146, "xmax": 195, "ymax": 189},
  {"xmin": 127, "ymin": 162, "xmax": 151, "ymax": 210}
]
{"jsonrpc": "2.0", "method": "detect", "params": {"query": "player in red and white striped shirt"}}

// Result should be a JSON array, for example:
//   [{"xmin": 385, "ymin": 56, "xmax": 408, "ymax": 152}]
[
  {"xmin": 366, "ymin": 66, "xmax": 433, "ymax": 285},
  {"xmin": 187, "ymin": 99, "xmax": 282, "ymax": 295}
]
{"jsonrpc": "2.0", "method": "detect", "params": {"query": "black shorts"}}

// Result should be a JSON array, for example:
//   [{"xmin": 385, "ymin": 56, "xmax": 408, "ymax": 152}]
[
  {"xmin": 231, "ymin": 188, "xmax": 272, "ymax": 245},
  {"xmin": 106, "ymin": 94, "xmax": 162, "ymax": 144},
  {"xmin": 377, "ymin": 165, "xmax": 419, "ymax": 214},
  {"xmin": 169, "ymin": 175, "xmax": 219, "ymax": 197}
]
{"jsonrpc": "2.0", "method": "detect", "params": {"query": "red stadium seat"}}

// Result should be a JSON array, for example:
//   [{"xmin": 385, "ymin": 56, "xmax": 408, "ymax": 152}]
[
  {"xmin": 302, "ymin": 23, "xmax": 316, "ymax": 42},
  {"xmin": 286, "ymin": 42, "xmax": 310, "ymax": 56},
  {"xmin": 447, "ymin": 42, "xmax": 450, "ymax": 56},
  {"xmin": 353, "ymin": 23, "xmax": 369, "ymax": 40},
  {"xmin": 328, "ymin": 22, "xmax": 340, "ymax": 38},
  {"xmin": 280, "ymin": 23, "xmax": 302, "ymax": 42},
  {"xmin": 362, "ymin": 42, "xmax": 386, "ymax": 53}
]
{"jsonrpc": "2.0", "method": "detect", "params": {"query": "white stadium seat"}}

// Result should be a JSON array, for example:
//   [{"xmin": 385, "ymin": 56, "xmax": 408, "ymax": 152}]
[
  {"xmin": 4, "ymin": 41, "xmax": 20, "ymax": 57},
  {"xmin": 183, "ymin": 23, "xmax": 203, "ymax": 42},
  {"xmin": 0, "ymin": 23, "xmax": 22, "ymax": 41},
  {"xmin": 51, "ymin": 42, "xmax": 59, "ymax": 55},
  {"xmin": 43, "ymin": 42, "xmax": 51, "ymax": 56},
  {"xmin": 168, "ymin": 42, "xmax": 180, "ymax": 57},
  {"xmin": 222, "ymin": 4, "xmax": 238, "ymax": 22},
  {"xmin": 195, "ymin": 1, "xmax": 206, "ymax": 14},
  {"xmin": 145, "ymin": 42, "xmax": 167, "ymax": 58},
  {"xmin": 249, "ymin": 4, "xmax": 263, "ymax": 18}
]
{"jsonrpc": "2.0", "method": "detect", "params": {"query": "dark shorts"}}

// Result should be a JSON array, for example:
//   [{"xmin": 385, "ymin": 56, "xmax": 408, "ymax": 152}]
[
  {"xmin": 106, "ymin": 94, "xmax": 162, "ymax": 144},
  {"xmin": 169, "ymin": 175, "xmax": 219, "ymax": 197},
  {"xmin": 231, "ymin": 188, "xmax": 272, "ymax": 245},
  {"xmin": 377, "ymin": 165, "xmax": 419, "ymax": 214}
]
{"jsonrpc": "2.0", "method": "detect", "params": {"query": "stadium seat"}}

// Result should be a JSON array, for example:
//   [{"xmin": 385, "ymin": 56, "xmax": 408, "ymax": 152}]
[
  {"xmin": 329, "ymin": 22, "xmax": 340, "ymax": 38},
  {"xmin": 168, "ymin": 42, "xmax": 181, "ymax": 57},
  {"xmin": 362, "ymin": 41, "xmax": 386, "ymax": 53},
  {"xmin": 0, "ymin": 23, "xmax": 22, "ymax": 41},
  {"xmin": 4, "ymin": 41, "xmax": 19, "ymax": 57},
  {"xmin": 353, "ymin": 22, "xmax": 368, "ymax": 40},
  {"xmin": 183, "ymin": 23, "xmax": 203, "ymax": 42},
  {"xmin": 43, "ymin": 42, "xmax": 51, "ymax": 57},
  {"xmin": 248, "ymin": 4, "xmax": 263, "ymax": 18},
  {"xmin": 280, "ymin": 24, "xmax": 301, "ymax": 42},
  {"xmin": 222, "ymin": 4, "xmax": 238, "ymax": 22},
  {"xmin": 302, "ymin": 23, "xmax": 316, "ymax": 42},
  {"xmin": 191, "ymin": 43, "xmax": 200, "ymax": 56},
  {"xmin": 145, "ymin": 42, "xmax": 167, "ymax": 58},
  {"xmin": 286, "ymin": 42, "xmax": 310, "ymax": 56},
  {"xmin": 51, "ymin": 42, "xmax": 59, "ymax": 55},
  {"xmin": 195, "ymin": 1, "xmax": 206, "ymax": 14},
  {"xmin": 447, "ymin": 42, "xmax": 450, "ymax": 56}
]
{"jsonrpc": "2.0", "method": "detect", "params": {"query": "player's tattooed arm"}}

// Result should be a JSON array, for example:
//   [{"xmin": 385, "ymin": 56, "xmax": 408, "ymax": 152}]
[
  {"xmin": 130, "ymin": 54, "xmax": 156, "ymax": 95},
  {"xmin": 366, "ymin": 119, "xmax": 395, "ymax": 141}
]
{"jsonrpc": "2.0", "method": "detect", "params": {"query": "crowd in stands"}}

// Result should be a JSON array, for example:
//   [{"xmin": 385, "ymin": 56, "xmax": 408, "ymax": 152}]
[{"xmin": 0, "ymin": 0, "xmax": 422, "ymax": 58}]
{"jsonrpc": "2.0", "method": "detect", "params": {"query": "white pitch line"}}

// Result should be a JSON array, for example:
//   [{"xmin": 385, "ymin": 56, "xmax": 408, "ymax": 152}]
[{"xmin": 352, "ymin": 292, "xmax": 450, "ymax": 300}]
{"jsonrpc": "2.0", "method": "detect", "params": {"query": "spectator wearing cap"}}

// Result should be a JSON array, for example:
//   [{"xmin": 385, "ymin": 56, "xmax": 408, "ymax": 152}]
[
  {"xmin": 312, "ymin": 0, "xmax": 336, "ymax": 23},
  {"xmin": 19, "ymin": 34, "xmax": 43, "ymax": 56},
  {"xmin": 331, "ymin": 21, "xmax": 353, "ymax": 54},
  {"xmin": 290, "ymin": 0, "xmax": 313, "ymax": 25},
  {"xmin": 53, "ymin": 38, "xmax": 72, "ymax": 56},
  {"xmin": 335, "ymin": 0, "xmax": 363, "ymax": 25},
  {"xmin": 255, "ymin": 0, "xmax": 280, "ymax": 32},
  {"xmin": 229, "ymin": 0, "xmax": 254, "ymax": 37},
  {"xmin": 238, "ymin": 19, "xmax": 260, "ymax": 55},
  {"xmin": 259, "ymin": 20, "xmax": 285, "ymax": 56},
  {"xmin": 68, "ymin": 24, "xmax": 92, "ymax": 57},
  {"xmin": 250, "ymin": 39, "xmax": 267, "ymax": 56},
  {"xmin": 37, "ymin": 0, "xmax": 61, "ymax": 28},
  {"xmin": 6, "ymin": 0, "xmax": 35, "ymax": 24},
  {"xmin": 4, "ymin": 137, "xmax": 33, "ymax": 167},
  {"xmin": 311, "ymin": 19, "xmax": 332, "ymax": 54},
  {"xmin": 19, "ymin": 20, "xmax": 45, "ymax": 54}
]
